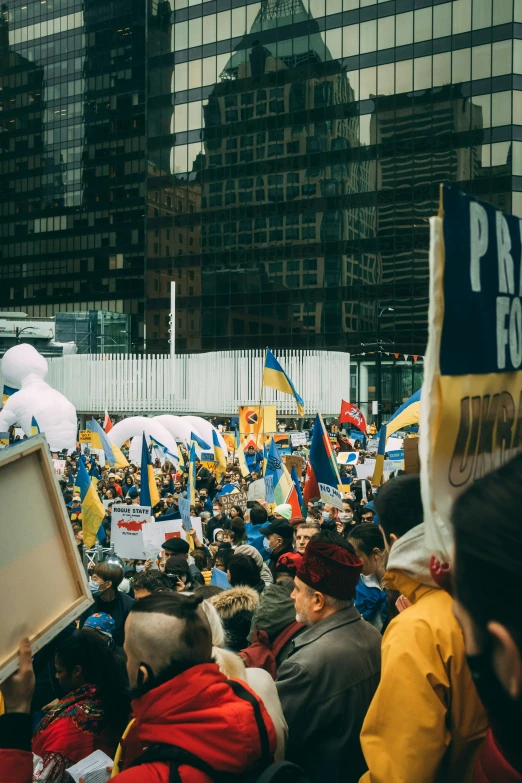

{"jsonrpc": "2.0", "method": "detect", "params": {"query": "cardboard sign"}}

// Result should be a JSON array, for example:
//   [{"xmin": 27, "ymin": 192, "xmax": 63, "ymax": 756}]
[
  {"xmin": 0, "ymin": 436, "xmax": 92, "ymax": 683},
  {"xmin": 318, "ymin": 481, "xmax": 343, "ymax": 510},
  {"xmin": 178, "ymin": 497, "xmax": 191, "ymax": 531},
  {"xmin": 366, "ymin": 438, "xmax": 379, "ymax": 451},
  {"xmin": 220, "ymin": 490, "xmax": 249, "ymax": 515},
  {"xmin": 421, "ymin": 185, "xmax": 522, "ymax": 560},
  {"xmin": 284, "ymin": 454, "xmax": 304, "ymax": 475},
  {"xmin": 79, "ymin": 430, "xmax": 92, "ymax": 443},
  {"xmin": 404, "ymin": 437, "xmax": 420, "ymax": 474},
  {"xmin": 290, "ymin": 432, "xmax": 307, "ymax": 447},
  {"xmin": 111, "ymin": 504, "xmax": 151, "ymax": 559},
  {"xmin": 356, "ymin": 463, "xmax": 376, "ymax": 480}
]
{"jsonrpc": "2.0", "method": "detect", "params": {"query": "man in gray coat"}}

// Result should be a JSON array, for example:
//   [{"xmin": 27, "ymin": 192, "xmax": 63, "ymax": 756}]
[{"xmin": 276, "ymin": 532, "xmax": 381, "ymax": 782}]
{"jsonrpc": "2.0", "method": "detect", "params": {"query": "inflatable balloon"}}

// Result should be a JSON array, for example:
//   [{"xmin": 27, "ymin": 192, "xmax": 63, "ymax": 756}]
[
  {"xmin": 108, "ymin": 416, "xmax": 178, "ymax": 458},
  {"xmin": 0, "ymin": 343, "xmax": 77, "ymax": 452},
  {"xmin": 154, "ymin": 414, "xmax": 227, "ymax": 455},
  {"xmin": 179, "ymin": 415, "xmax": 227, "ymax": 455}
]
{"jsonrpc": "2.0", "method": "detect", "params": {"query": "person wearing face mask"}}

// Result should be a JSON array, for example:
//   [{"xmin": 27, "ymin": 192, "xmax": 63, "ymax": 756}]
[
  {"xmin": 321, "ymin": 503, "xmax": 340, "ymax": 532},
  {"xmin": 359, "ymin": 475, "xmax": 487, "ymax": 783},
  {"xmin": 259, "ymin": 520, "xmax": 295, "ymax": 578},
  {"xmin": 451, "ymin": 452, "xmax": 522, "ymax": 783},
  {"xmin": 205, "ymin": 500, "xmax": 231, "ymax": 543},
  {"xmin": 82, "ymin": 561, "xmax": 136, "ymax": 647},
  {"xmin": 346, "ymin": 524, "xmax": 387, "ymax": 632},
  {"xmin": 164, "ymin": 556, "xmax": 195, "ymax": 592}
]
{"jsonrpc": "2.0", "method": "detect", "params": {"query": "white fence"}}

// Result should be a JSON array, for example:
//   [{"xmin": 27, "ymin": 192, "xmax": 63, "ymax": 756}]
[{"xmin": 37, "ymin": 349, "xmax": 350, "ymax": 415}]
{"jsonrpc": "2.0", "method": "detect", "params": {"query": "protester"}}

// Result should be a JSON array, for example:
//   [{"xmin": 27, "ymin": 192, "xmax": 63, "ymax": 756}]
[
  {"xmin": 199, "ymin": 598, "xmax": 287, "ymax": 761},
  {"xmin": 164, "ymin": 555, "xmax": 197, "ymax": 592},
  {"xmin": 294, "ymin": 521, "xmax": 320, "ymax": 554},
  {"xmin": 161, "ymin": 537, "xmax": 204, "ymax": 586},
  {"xmin": 206, "ymin": 500, "xmax": 230, "ymax": 541},
  {"xmin": 236, "ymin": 543, "xmax": 273, "ymax": 587},
  {"xmin": 227, "ymin": 553, "xmax": 265, "ymax": 594},
  {"xmin": 210, "ymin": 585, "xmax": 260, "ymax": 652},
  {"xmin": 346, "ymin": 523, "xmax": 388, "ymax": 631},
  {"xmin": 359, "ymin": 475, "xmax": 487, "ymax": 783},
  {"xmin": 451, "ymin": 453, "xmax": 522, "ymax": 782},
  {"xmin": 272, "ymin": 503, "xmax": 292, "ymax": 521},
  {"xmin": 276, "ymin": 532, "xmax": 381, "ymax": 782},
  {"xmin": 245, "ymin": 445, "xmax": 263, "ymax": 474},
  {"xmin": 0, "ymin": 592, "xmax": 279, "ymax": 783},
  {"xmin": 132, "ymin": 570, "xmax": 173, "ymax": 600},
  {"xmin": 82, "ymin": 561, "xmax": 135, "ymax": 646},
  {"xmin": 259, "ymin": 519, "xmax": 295, "ymax": 578},
  {"xmin": 32, "ymin": 629, "xmax": 130, "ymax": 781}
]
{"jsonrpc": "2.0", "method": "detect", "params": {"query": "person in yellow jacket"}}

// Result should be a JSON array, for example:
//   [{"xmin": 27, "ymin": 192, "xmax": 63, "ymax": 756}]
[{"xmin": 359, "ymin": 475, "xmax": 487, "ymax": 783}]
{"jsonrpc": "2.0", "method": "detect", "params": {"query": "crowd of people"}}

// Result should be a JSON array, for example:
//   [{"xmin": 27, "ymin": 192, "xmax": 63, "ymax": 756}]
[{"xmin": 1, "ymin": 423, "xmax": 521, "ymax": 783}]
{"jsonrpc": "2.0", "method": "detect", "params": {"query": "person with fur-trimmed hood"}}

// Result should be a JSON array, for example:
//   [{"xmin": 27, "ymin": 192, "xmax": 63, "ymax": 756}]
[{"xmin": 209, "ymin": 586, "xmax": 260, "ymax": 652}]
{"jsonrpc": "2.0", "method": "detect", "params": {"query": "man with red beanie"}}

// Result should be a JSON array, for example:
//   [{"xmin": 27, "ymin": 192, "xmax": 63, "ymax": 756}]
[{"xmin": 276, "ymin": 530, "xmax": 381, "ymax": 782}]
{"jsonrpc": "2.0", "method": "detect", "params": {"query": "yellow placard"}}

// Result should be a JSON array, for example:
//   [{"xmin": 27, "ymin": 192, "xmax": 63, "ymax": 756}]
[{"xmin": 79, "ymin": 430, "xmax": 92, "ymax": 443}]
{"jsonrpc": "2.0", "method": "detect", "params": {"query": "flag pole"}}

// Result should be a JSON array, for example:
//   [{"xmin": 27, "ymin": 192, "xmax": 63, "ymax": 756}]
[{"xmin": 256, "ymin": 348, "xmax": 267, "ymax": 457}]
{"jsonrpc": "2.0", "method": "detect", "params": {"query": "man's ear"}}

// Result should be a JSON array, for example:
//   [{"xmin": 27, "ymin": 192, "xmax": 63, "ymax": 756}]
[
  {"xmin": 488, "ymin": 621, "xmax": 522, "ymax": 699},
  {"xmin": 313, "ymin": 591, "xmax": 326, "ymax": 612},
  {"xmin": 138, "ymin": 664, "xmax": 151, "ymax": 685}
]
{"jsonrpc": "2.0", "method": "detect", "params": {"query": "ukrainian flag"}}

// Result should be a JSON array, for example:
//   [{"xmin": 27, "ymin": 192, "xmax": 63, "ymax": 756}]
[
  {"xmin": 385, "ymin": 389, "xmax": 421, "ymax": 438},
  {"xmin": 262, "ymin": 349, "xmax": 304, "ymax": 416},
  {"xmin": 177, "ymin": 444, "xmax": 186, "ymax": 471},
  {"xmin": 2, "ymin": 384, "xmax": 18, "ymax": 405},
  {"xmin": 90, "ymin": 418, "xmax": 129, "ymax": 468},
  {"xmin": 212, "ymin": 429, "xmax": 227, "ymax": 481},
  {"xmin": 190, "ymin": 431, "xmax": 210, "ymax": 451},
  {"xmin": 187, "ymin": 442, "xmax": 197, "ymax": 507},
  {"xmin": 76, "ymin": 458, "xmax": 106, "ymax": 548},
  {"xmin": 150, "ymin": 435, "xmax": 178, "ymax": 467},
  {"xmin": 29, "ymin": 417, "xmax": 40, "ymax": 437},
  {"xmin": 140, "ymin": 432, "xmax": 160, "ymax": 509},
  {"xmin": 372, "ymin": 425, "xmax": 387, "ymax": 486}
]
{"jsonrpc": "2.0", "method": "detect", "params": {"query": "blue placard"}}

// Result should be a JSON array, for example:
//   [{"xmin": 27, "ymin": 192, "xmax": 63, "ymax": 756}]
[
  {"xmin": 388, "ymin": 449, "xmax": 404, "ymax": 461},
  {"xmin": 264, "ymin": 474, "xmax": 274, "ymax": 503}
]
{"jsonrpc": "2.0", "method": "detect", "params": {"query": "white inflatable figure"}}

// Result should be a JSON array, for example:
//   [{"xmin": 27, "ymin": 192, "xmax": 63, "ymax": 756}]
[{"xmin": 0, "ymin": 344, "xmax": 77, "ymax": 452}]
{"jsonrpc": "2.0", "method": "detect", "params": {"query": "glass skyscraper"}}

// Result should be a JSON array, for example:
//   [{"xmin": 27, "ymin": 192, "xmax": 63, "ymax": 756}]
[{"xmin": 1, "ymin": 0, "xmax": 521, "ymax": 364}]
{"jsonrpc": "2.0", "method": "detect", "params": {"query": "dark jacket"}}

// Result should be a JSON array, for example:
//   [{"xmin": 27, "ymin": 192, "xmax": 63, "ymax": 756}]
[
  {"xmin": 81, "ymin": 590, "xmax": 135, "ymax": 647},
  {"xmin": 195, "ymin": 466, "xmax": 211, "ymax": 492},
  {"xmin": 268, "ymin": 543, "xmax": 294, "ymax": 578},
  {"xmin": 206, "ymin": 514, "xmax": 231, "ymax": 542},
  {"xmin": 248, "ymin": 583, "xmax": 306, "ymax": 667},
  {"xmin": 276, "ymin": 604, "xmax": 381, "ymax": 783}
]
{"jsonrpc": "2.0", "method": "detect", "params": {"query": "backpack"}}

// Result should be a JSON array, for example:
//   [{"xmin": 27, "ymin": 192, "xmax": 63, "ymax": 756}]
[
  {"xmin": 239, "ymin": 622, "xmax": 305, "ymax": 679},
  {"xmin": 130, "ymin": 679, "xmax": 309, "ymax": 783}
]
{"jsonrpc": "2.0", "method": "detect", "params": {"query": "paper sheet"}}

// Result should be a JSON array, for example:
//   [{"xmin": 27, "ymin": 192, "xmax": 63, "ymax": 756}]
[{"xmin": 67, "ymin": 750, "xmax": 113, "ymax": 783}]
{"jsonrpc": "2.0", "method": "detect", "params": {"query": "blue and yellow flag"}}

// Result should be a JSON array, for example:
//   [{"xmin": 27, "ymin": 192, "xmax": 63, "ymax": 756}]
[
  {"xmin": 89, "ymin": 457, "xmax": 101, "ymax": 488},
  {"xmin": 187, "ymin": 442, "xmax": 197, "ymax": 507},
  {"xmin": 234, "ymin": 428, "xmax": 250, "ymax": 479},
  {"xmin": 150, "ymin": 435, "xmax": 178, "ymax": 467},
  {"xmin": 90, "ymin": 417, "xmax": 128, "ymax": 468},
  {"xmin": 190, "ymin": 431, "xmax": 210, "ymax": 451},
  {"xmin": 385, "ymin": 389, "xmax": 421, "ymax": 438},
  {"xmin": 2, "ymin": 384, "xmax": 18, "ymax": 405},
  {"xmin": 140, "ymin": 432, "xmax": 160, "ymax": 509},
  {"xmin": 212, "ymin": 429, "xmax": 227, "ymax": 481},
  {"xmin": 262, "ymin": 349, "xmax": 304, "ymax": 416},
  {"xmin": 372, "ymin": 425, "xmax": 387, "ymax": 486},
  {"xmin": 76, "ymin": 458, "xmax": 106, "ymax": 548},
  {"xmin": 177, "ymin": 444, "xmax": 186, "ymax": 472},
  {"xmin": 30, "ymin": 417, "xmax": 40, "ymax": 437}
]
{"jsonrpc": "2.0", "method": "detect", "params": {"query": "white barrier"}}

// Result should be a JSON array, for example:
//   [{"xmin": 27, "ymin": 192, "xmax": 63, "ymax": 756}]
[{"xmin": 2, "ymin": 349, "xmax": 350, "ymax": 416}]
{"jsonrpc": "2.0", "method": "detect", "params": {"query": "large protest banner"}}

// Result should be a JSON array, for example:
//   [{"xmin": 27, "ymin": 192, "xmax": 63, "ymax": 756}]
[
  {"xmin": 239, "ymin": 405, "xmax": 276, "ymax": 443},
  {"xmin": 421, "ymin": 184, "xmax": 522, "ymax": 561}
]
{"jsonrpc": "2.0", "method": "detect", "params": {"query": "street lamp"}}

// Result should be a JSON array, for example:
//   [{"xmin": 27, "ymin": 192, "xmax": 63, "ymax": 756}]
[
  {"xmin": 15, "ymin": 326, "xmax": 36, "ymax": 343},
  {"xmin": 376, "ymin": 306, "xmax": 394, "ymax": 430}
]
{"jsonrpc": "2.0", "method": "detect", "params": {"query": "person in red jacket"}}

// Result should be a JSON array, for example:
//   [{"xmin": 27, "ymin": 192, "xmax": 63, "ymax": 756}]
[
  {"xmin": 452, "ymin": 452, "xmax": 522, "ymax": 782},
  {"xmin": 0, "ymin": 592, "xmax": 277, "ymax": 783}
]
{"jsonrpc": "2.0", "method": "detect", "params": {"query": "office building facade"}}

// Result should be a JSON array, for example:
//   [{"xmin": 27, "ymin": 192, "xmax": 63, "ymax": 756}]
[{"xmin": 1, "ymin": 0, "xmax": 521, "ymax": 408}]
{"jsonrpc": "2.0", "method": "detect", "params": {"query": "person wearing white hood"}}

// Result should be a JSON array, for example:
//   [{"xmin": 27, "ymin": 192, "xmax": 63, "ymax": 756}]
[
  {"xmin": 198, "ymin": 598, "xmax": 287, "ymax": 761},
  {"xmin": 359, "ymin": 475, "xmax": 487, "ymax": 783}
]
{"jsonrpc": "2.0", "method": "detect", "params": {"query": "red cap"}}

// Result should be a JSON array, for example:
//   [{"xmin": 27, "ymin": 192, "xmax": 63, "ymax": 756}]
[{"xmin": 296, "ymin": 539, "xmax": 363, "ymax": 600}]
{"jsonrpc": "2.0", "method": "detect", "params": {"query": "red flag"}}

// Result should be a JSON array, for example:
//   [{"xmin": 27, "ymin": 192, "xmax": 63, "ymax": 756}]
[
  {"xmin": 286, "ymin": 483, "xmax": 303, "ymax": 517},
  {"xmin": 338, "ymin": 400, "xmax": 367, "ymax": 434},
  {"xmin": 103, "ymin": 410, "xmax": 113, "ymax": 434},
  {"xmin": 303, "ymin": 458, "xmax": 319, "ymax": 505}
]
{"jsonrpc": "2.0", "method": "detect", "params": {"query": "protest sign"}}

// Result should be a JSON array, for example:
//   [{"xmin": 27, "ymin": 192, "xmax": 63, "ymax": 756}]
[
  {"xmin": 0, "ymin": 436, "xmax": 92, "ymax": 683},
  {"xmin": 220, "ymin": 490, "xmax": 249, "ymax": 514},
  {"xmin": 355, "ymin": 463, "xmax": 375, "ymax": 480},
  {"xmin": 111, "ymin": 504, "xmax": 151, "ymax": 559},
  {"xmin": 366, "ymin": 438, "xmax": 379, "ymax": 451},
  {"xmin": 388, "ymin": 450, "xmax": 404, "ymax": 461},
  {"xmin": 247, "ymin": 478, "xmax": 266, "ymax": 502},
  {"xmin": 178, "ymin": 497, "xmax": 192, "ymax": 531},
  {"xmin": 0, "ymin": 432, "xmax": 9, "ymax": 449},
  {"xmin": 52, "ymin": 458, "xmax": 66, "ymax": 477},
  {"xmin": 79, "ymin": 430, "xmax": 92, "ymax": 443},
  {"xmin": 264, "ymin": 474, "xmax": 274, "ymax": 503},
  {"xmin": 318, "ymin": 481, "xmax": 343, "ymax": 510},
  {"xmin": 284, "ymin": 454, "xmax": 304, "ymax": 474},
  {"xmin": 142, "ymin": 519, "xmax": 184, "ymax": 559},
  {"xmin": 337, "ymin": 452, "xmax": 358, "ymax": 465},
  {"xmin": 290, "ymin": 431, "xmax": 307, "ymax": 447},
  {"xmin": 421, "ymin": 185, "xmax": 522, "ymax": 561}
]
